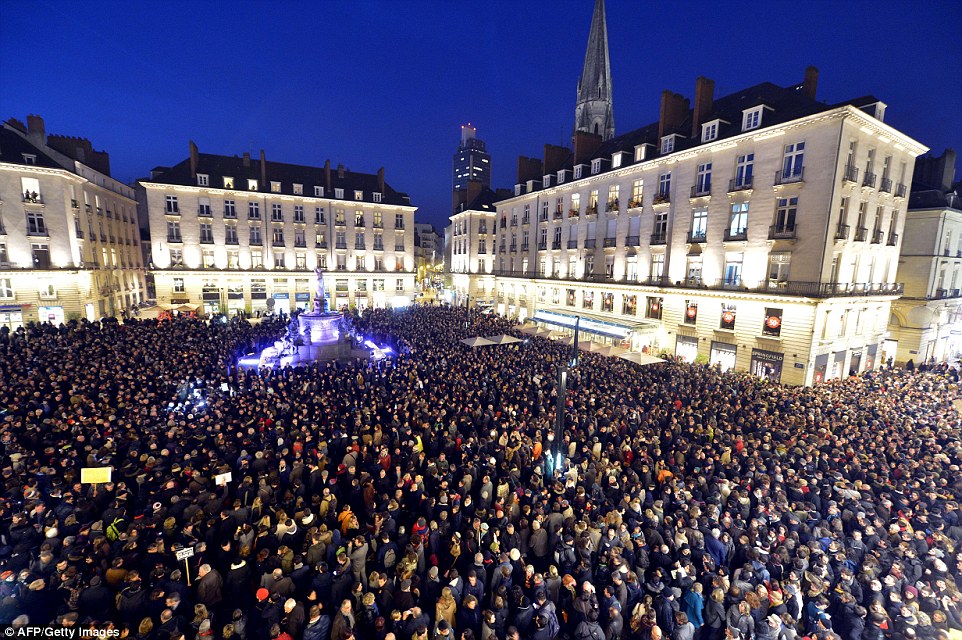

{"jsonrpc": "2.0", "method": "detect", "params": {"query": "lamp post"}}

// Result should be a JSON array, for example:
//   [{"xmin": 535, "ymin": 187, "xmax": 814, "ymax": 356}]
[{"xmin": 551, "ymin": 364, "xmax": 567, "ymax": 477}]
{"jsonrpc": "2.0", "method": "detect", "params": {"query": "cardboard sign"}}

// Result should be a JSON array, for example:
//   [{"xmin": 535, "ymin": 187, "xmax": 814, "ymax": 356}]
[
  {"xmin": 214, "ymin": 471, "xmax": 233, "ymax": 486},
  {"xmin": 80, "ymin": 467, "xmax": 112, "ymax": 484},
  {"xmin": 175, "ymin": 547, "xmax": 195, "ymax": 561}
]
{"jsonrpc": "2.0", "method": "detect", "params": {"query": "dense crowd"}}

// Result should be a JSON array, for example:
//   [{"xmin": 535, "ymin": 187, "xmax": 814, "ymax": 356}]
[{"xmin": 0, "ymin": 306, "xmax": 960, "ymax": 640}]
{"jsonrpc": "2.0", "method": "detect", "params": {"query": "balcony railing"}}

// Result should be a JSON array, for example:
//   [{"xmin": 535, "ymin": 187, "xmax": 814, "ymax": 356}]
[
  {"xmin": 21, "ymin": 192, "xmax": 43, "ymax": 204},
  {"xmin": 650, "ymin": 232, "xmax": 667, "ymax": 245},
  {"xmin": 551, "ymin": 240, "xmax": 562, "ymax": 250},
  {"xmin": 537, "ymin": 242, "xmax": 547, "ymax": 250},
  {"xmin": 355, "ymin": 242, "xmax": 366, "ymax": 250},
  {"xmin": 728, "ymin": 176, "xmax": 753, "ymax": 192},
  {"xmin": 335, "ymin": 242, "xmax": 347, "ymax": 249},
  {"xmin": 273, "ymin": 240, "xmax": 286, "ymax": 247},
  {"xmin": 653, "ymin": 193, "xmax": 671, "ymax": 205},
  {"xmin": 626, "ymin": 235, "xmax": 640, "ymax": 246},
  {"xmin": 886, "ymin": 233, "xmax": 899, "ymax": 246},
  {"xmin": 603, "ymin": 237, "xmax": 617, "ymax": 248},
  {"xmin": 316, "ymin": 241, "xmax": 328, "ymax": 249},
  {"xmin": 769, "ymin": 223, "xmax": 797, "ymax": 240},
  {"xmin": 628, "ymin": 198, "xmax": 644, "ymax": 209},
  {"xmin": 585, "ymin": 205, "xmax": 598, "ymax": 216},
  {"xmin": 198, "ymin": 207, "xmax": 212, "ymax": 217},
  {"xmin": 895, "ymin": 183, "xmax": 907, "ymax": 198},
  {"xmin": 843, "ymin": 164, "xmax": 859, "ymax": 183},
  {"xmin": 567, "ymin": 239, "xmax": 578, "ymax": 249},
  {"xmin": 568, "ymin": 208, "xmax": 580, "ymax": 218},
  {"xmin": 520, "ymin": 244, "xmax": 529, "ymax": 251},
  {"xmin": 584, "ymin": 239, "xmax": 597, "ymax": 249},
  {"xmin": 854, "ymin": 226, "xmax": 868, "ymax": 242},
  {"xmin": 509, "ymin": 244, "xmax": 517, "ymax": 252},
  {"xmin": 294, "ymin": 240, "xmax": 307, "ymax": 248},
  {"xmin": 871, "ymin": 229, "xmax": 884, "ymax": 244},
  {"xmin": 775, "ymin": 167, "xmax": 804, "ymax": 185},
  {"xmin": 606, "ymin": 199, "xmax": 619, "ymax": 212},
  {"xmin": 167, "ymin": 234, "xmax": 182, "ymax": 243},
  {"xmin": 687, "ymin": 230, "xmax": 707, "ymax": 243},
  {"xmin": 71, "ymin": 199, "xmax": 79, "ymax": 209},
  {"xmin": 880, "ymin": 178, "xmax": 893, "ymax": 193},
  {"xmin": 724, "ymin": 228, "xmax": 748, "ymax": 241},
  {"xmin": 932, "ymin": 288, "xmax": 962, "ymax": 300},
  {"xmin": 690, "ymin": 184, "xmax": 711, "ymax": 198},
  {"xmin": 863, "ymin": 172, "xmax": 877, "ymax": 188},
  {"xmin": 835, "ymin": 223, "xmax": 850, "ymax": 240}
]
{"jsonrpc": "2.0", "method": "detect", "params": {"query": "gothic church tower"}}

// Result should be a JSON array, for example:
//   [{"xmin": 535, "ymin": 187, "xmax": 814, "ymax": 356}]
[{"xmin": 573, "ymin": 0, "xmax": 614, "ymax": 141}]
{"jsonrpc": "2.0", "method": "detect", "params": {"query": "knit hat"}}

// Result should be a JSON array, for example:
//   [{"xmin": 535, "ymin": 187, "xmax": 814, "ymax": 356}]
[{"xmin": 256, "ymin": 588, "xmax": 269, "ymax": 601}]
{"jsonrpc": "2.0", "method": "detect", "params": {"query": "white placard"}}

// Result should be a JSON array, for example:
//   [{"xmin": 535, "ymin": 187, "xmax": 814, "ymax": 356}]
[{"xmin": 175, "ymin": 547, "xmax": 195, "ymax": 561}]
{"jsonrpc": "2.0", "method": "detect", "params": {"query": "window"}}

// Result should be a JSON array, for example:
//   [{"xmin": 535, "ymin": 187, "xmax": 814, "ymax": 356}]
[
  {"xmin": 202, "ymin": 249, "xmax": 215, "ymax": 268},
  {"xmin": 631, "ymin": 179, "xmax": 644, "ymax": 207},
  {"xmin": 729, "ymin": 203, "xmax": 749, "ymax": 239},
  {"xmin": 250, "ymin": 225, "xmax": 262, "ymax": 245},
  {"xmin": 622, "ymin": 294, "xmax": 637, "ymax": 316},
  {"xmin": 336, "ymin": 231, "xmax": 347, "ymax": 249},
  {"xmin": 782, "ymin": 142, "xmax": 805, "ymax": 179},
  {"xmin": 354, "ymin": 190, "xmax": 364, "ymax": 201},
  {"xmin": 395, "ymin": 213, "xmax": 405, "ymax": 229},
  {"xmin": 0, "ymin": 278, "xmax": 12, "ymax": 299},
  {"xmin": 170, "ymin": 248, "xmax": 183, "ymax": 266},
  {"xmin": 272, "ymin": 227, "xmax": 285, "ymax": 246},
  {"xmin": 173, "ymin": 278, "xmax": 185, "ymax": 293},
  {"xmin": 248, "ymin": 202, "xmax": 260, "ymax": 219},
  {"xmin": 701, "ymin": 121, "xmax": 718, "ymax": 143},
  {"xmin": 197, "ymin": 174, "xmax": 209, "ymax": 187},
  {"xmin": 720, "ymin": 303, "xmax": 736, "ymax": 330},
  {"xmin": 315, "ymin": 207, "xmax": 326, "ymax": 224},
  {"xmin": 294, "ymin": 205, "xmax": 305, "ymax": 223},
  {"xmin": 769, "ymin": 253, "xmax": 791, "ymax": 285},
  {"xmin": 294, "ymin": 229, "xmax": 306, "ymax": 247},
  {"xmin": 686, "ymin": 256, "xmax": 703, "ymax": 285},
  {"xmin": 225, "ymin": 224, "xmax": 238, "ymax": 244},
  {"xmin": 566, "ymin": 289, "xmax": 576, "ymax": 306},
  {"xmin": 373, "ymin": 278, "xmax": 385, "ymax": 291},
  {"xmin": 314, "ymin": 186, "xmax": 324, "ymax": 197},
  {"xmin": 355, "ymin": 210, "xmax": 365, "ymax": 226},
  {"xmin": 334, "ymin": 188, "xmax": 344, "ymax": 199},
  {"xmin": 31, "ymin": 243, "xmax": 50, "ymax": 269},
  {"xmin": 165, "ymin": 195, "xmax": 179, "ymax": 214},
  {"xmin": 734, "ymin": 153, "xmax": 754, "ymax": 189},
  {"xmin": 695, "ymin": 163, "xmax": 712, "ymax": 195},
  {"xmin": 743, "ymin": 107, "xmax": 763, "ymax": 131},
  {"xmin": 26, "ymin": 210, "xmax": 47, "ymax": 235},
  {"xmin": 658, "ymin": 173, "xmax": 671, "ymax": 197},
  {"xmin": 274, "ymin": 253, "xmax": 285, "ymax": 269},
  {"xmin": 684, "ymin": 301, "xmax": 698, "ymax": 325},
  {"xmin": 223, "ymin": 177, "xmax": 234, "ymax": 189},
  {"xmin": 22, "ymin": 154, "xmax": 36, "ymax": 165},
  {"xmin": 612, "ymin": 153, "xmax": 622, "ymax": 169},
  {"xmin": 574, "ymin": 165, "xmax": 583, "ymax": 179},
  {"xmin": 661, "ymin": 136, "xmax": 675, "ymax": 154},
  {"xmin": 601, "ymin": 293, "xmax": 614, "ymax": 312},
  {"xmin": 247, "ymin": 179, "xmax": 258, "ymax": 191},
  {"xmin": 478, "ymin": 239, "xmax": 486, "ymax": 254},
  {"xmin": 271, "ymin": 203, "xmax": 283, "ymax": 221},
  {"xmin": 356, "ymin": 256, "xmax": 365, "ymax": 270},
  {"xmin": 251, "ymin": 250, "xmax": 263, "ymax": 268},
  {"xmin": 0, "ymin": 243, "xmax": 7, "ymax": 264},
  {"xmin": 763, "ymin": 308, "xmax": 783, "ymax": 337},
  {"xmin": 293, "ymin": 183, "xmax": 303, "ymax": 195},
  {"xmin": 373, "ymin": 231, "xmax": 384, "ymax": 250},
  {"xmin": 645, "ymin": 296, "xmax": 663, "ymax": 320},
  {"xmin": 653, "ymin": 211, "xmax": 668, "ymax": 240},
  {"xmin": 166, "ymin": 220, "xmax": 181, "ymax": 242},
  {"xmin": 607, "ymin": 184, "xmax": 620, "ymax": 210},
  {"xmin": 357, "ymin": 278, "xmax": 368, "ymax": 292},
  {"xmin": 373, "ymin": 211, "xmax": 383, "ymax": 227},
  {"xmin": 591, "ymin": 159, "xmax": 602, "ymax": 174},
  {"xmin": 585, "ymin": 254, "xmax": 594, "ymax": 275},
  {"xmin": 373, "ymin": 192, "xmax": 382, "ymax": 203},
  {"xmin": 774, "ymin": 197, "xmax": 798, "ymax": 234},
  {"xmin": 334, "ymin": 209, "xmax": 346, "ymax": 225},
  {"xmin": 199, "ymin": 223, "xmax": 213, "ymax": 244},
  {"xmin": 588, "ymin": 190, "xmax": 599, "ymax": 212},
  {"xmin": 690, "ymin": 207, "xmax": 708, "ymax": 241},
  {"xmin": 224, "ymin": 200, "xmax": 236, "ymax": 218},
  {"xmin": 270, "ymin": 181, "xmax": 281, "ymax": 193},
  {"xmin": 570, "ymin": 193, "xmax": 581, "ymax": 215},
  {"xmin": 396, "ymin": 279, "xmax": 404, "ymax": 292},
  {"xmin": 724, "ymin": 254, "xmax": 743, "ymax": 287},
  {"xmin": 651, "ymin": 253, "xmax": 665, "ymax": 279},
  {"xmin": 355, "ymin": 232, "xmax": 365, "ymax": 250},
  {"xmin": 605, "ymin": 255, "xmax": 614, "ymax": 278}
]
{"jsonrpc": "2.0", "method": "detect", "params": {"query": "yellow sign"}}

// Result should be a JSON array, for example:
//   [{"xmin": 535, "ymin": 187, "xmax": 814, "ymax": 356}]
[{"xmin": 80, "ymin": 467, "xmax": 112, "ymax": 484}]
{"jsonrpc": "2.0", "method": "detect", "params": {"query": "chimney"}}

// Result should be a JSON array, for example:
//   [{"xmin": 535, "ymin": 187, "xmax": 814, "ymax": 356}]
[
  {"xmin": 189, "ymin": 140, "xmax": 199, "ymax": 179},
  {"xmin": 259, "ymin": 149, "xmax": 267, "ymax": 186},
  {"xmin": 691, "ymin": 77, "xmax": 715, "ymax": 138},
  {"xmin": 803, "ymin": 66, "xmax": 819, "ymax": 100},
  {"xmin": 517, "ymin": 156, "xmax": 543, "ymax": 185},
  {"xmin": 658, "ymin": 91, "xmax": 690, "ymax": 139},
  {"xmin": 544, "ymin": 144, "xmax": 570, "ymax": 175},
  {"xmin": 377, "ymin": 167, "xmax": 385, "ymax": 194},
  {"xmin": 325, "ymin": 160, "xmax": 332, "ymax": 193},
  {"xmin": 26, "ymin": 114, "xmax": 46, "ymax": 146},
  {"xmin": 337, "ymin": 163, "xmax": 345, "ymax": 179},
  {"xmin": 573, "ymin": 132, "xmax": 603, "ymax": 166},
  {"xmin": 242, "ymin": 152, "xmax": 251, "ymax": 168}
]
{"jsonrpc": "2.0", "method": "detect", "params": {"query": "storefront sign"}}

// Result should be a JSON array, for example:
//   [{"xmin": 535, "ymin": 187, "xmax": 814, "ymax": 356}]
[{"xmin": 750, "ymin": 349, "xmax": 784, "ymax": 382}]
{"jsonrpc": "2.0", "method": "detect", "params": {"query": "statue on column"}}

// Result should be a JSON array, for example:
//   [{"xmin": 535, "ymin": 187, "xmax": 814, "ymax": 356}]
[{"xmin": 314, "ymin": 266, "xmax": 328, "ymax": 313}]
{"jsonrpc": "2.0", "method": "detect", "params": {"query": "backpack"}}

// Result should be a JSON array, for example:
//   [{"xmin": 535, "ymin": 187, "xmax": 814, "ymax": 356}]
[
  {"xmin": 382, "ymin": 546, "xmax": 397, "ymax": 570},
  {"xmin": 106, "ymin": 517, "xmax": 125, "ymax": 541},
  {"xmin": 577, "ymin": 623, "xmax": 605, "ymax": 640}
]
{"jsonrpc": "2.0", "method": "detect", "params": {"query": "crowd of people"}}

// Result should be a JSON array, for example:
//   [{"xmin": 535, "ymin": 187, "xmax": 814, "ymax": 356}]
[{"xmin": 0, "ymin": 306, "xmax": 959, "ymax": 640}]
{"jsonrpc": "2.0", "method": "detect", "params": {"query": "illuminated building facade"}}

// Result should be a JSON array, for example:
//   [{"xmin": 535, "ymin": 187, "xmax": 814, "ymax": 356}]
[
  {"xmin": 0, "ymin": 116, "xmax": 146, "ymax": 328},
  {"xmin": 140, "ymin": 143, "xmax": 416, "ymax": 315}
]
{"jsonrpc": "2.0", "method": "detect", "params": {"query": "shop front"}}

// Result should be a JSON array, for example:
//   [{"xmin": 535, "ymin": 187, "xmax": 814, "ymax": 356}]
[
  {"xmin": 294, "ymin": 292, "xmax": 310, "ymax": 312},
  {"xmin": 38, "ymin": 305, "xmax": 64, "ymax": 325},
  {"xmin": 675, "ymin": 335, "xmax": 699, "ymax": 363},
  {"xmin": 272, "ymin": 293, "xmax": 291, "ymax": 315},
  {"xmin": 750, "ymin": 348, "xmax": 784, "ymax": 383},
  {"xmin": 0, "ymin": 305, "xmax": 24, "ymax": 330},
  {"xmin": 865, "ymin": 343, "xmax": 878, "ymax": 371},
  {"xmin": 709, "ymin": 341, "xmax": 737, "ymax": 372}
]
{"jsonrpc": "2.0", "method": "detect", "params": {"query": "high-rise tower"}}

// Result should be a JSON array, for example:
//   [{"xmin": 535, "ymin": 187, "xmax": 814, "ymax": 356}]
[
  {"xmin": 453, "ymin": 124, "xmax": 491, "ymax": 191},
  {"xmin": 573, "ymin": 0, "xmax": 614, "ymax": 141}
]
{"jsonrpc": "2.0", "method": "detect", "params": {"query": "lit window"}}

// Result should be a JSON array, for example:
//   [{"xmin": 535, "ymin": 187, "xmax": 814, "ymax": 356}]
[
  {"xmin": 293, "ymin": 183, "xmax": 303, "ymax": 195},
  {"xmin": 354, "ymin": 190, "xmax": 363, "ymax": 201},
  {"xmin": 270, "ymin": 181, "xmax": 281, "ymax": 193},
  {"xmin": 247, "ymin": 179, "xmax": 258, "ymax": 191},
  {"xmin": 223, "ymin": 177, "xmax": 234, "ymax": 189}
]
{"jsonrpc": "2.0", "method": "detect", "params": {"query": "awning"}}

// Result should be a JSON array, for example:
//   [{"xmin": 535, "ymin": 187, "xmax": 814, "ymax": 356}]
[
  {"xmin": 460, "ymin": 336, "xmax": 495, "ymax": 348},
  {"xmin": 619, "ymin": 352, "xmax": 668, "ymax": 367},
  {"xmin": 532, "ymin": 309, "xmax": 659, "ymax": 339},
  {"xmin": 486, "ymin": 334, "xmax": 522, "ymax": 345}
]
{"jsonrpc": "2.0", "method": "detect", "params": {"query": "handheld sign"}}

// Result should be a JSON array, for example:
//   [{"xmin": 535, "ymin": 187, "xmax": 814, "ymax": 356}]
[
  {"xmin": 175, "ymin": 547, "xmax": 195, "ymax": 561},
  {"xmin": 81, "ymin": 467, "xmax": 112, "ymax": 484},
  {"xmin": 214, "ymin": 471, "xmax": 233, "ymax": 487}
]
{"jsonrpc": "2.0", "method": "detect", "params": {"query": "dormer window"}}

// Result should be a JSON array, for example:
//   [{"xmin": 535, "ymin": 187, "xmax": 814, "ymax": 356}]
[
  {"xmin": 314, "ymin": 186, "xmax": 324, "ymax": 197},
  {"xmin": 270, "ymin": 181, "xmax": 281, "ymax": 193},
  {"xmin": 543, "ymin": 175, "xmax": 552, "ymax": 188},
  {"xmin": 223, "ymin": 177, "xmax": 234, "ymax": 189},
  {"xmin": 293, "ymin": 183, "xmax": 303, "ymax": 195},
  {"xmin": 557, "ymin": 170, "xmax": 566, "ymax": 184},
  {"xmin": 334, "ymin": 188, "xmax": 344, "ymax": 199},
  {"xmin": 661, "ymin": 135, "xmax": 679, "ymax": 155},
  {"xmin": 859, "ymin": 101, "xmax": 887, "ymax": 122},
  {"xmin": 634, "ymin": 144, "xmax": 651, "ymax": 162},
  {"xmin": 701, "ymin": 120, "xmax": 721, "ymax": 143},
  {"xmin": 611, "ymin": 152, "xmax": 625, "ymax": 169},
  {"xmin": 591, "ymin": 159, "xmax": 602, "ymax": 174},
  {"xmin": 742, "ymin": 106, "xmax": 764, "ymax": 131},
  {"xmin": 574, "ymin": 165, "xmax": 583, "ymax": 179},
  {"xmin": 247, "ymin": 179, "xmax": 258, "ymax": 191},
  {"xmin": 514, "ymin": 184, "xmax": 523, "ymax": 196},
  {"xmin": 196, "ymin": 173, "xmax": 209, "ymax": 187},
  {"xmin": 354, "ymin": 190, "xmax": 363, "ymax": 201},
  {"xmin": 22, "ymin": 154, "xmax": 36, "ymax": 165},
  {"xmin": 373, "ymin": 192, "xmax": 382, "ymax": 203}
]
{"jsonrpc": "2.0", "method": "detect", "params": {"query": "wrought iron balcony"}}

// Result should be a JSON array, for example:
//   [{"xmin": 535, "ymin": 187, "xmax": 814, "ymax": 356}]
[
  {"xmin": 690, "ymin": 184, "xmax": 711, "ymax": 198},
  {"xmin": 854, "ymin": 227, "xmax": 868, "ymax": 242},
  {"xmin": 551, "ymin": 240, "xmax": 562, "ymax": 250},
  {"xmin": 886, "ymin": 233, "xmax": 899, "ymax": 246},
  {"xmin": 724, "ymin": 228, "xmax": 748, "ymax": 241},
  {"xmin": 273, "ymin": 240, "xmax": 287, "ymax": 247},
  {"xmin": 553, "ymin": 211, "xmax": 563, "ymax": 220},
  {"xmin": 628, "ymin": 198, "xmax": 644, "ymax": 209},
  {"xmin": 606, "ymin": 199, "xmax": 619, "ymax": 212},
  {"xmin": 835, "ymin": 223, "xmax": 850, "ymax": 240},
  {"xmin": 509, "ymin": 244, "xmax": 517, "ymax": 252},
  {"xmin": 687, "ymin": 230, "xmax": 707, "ymax": 243},
  {"xmin": 537, "ymin": 242, "xmax": 547, "ymax": 250},
  {"xmin": 71, "ymin": 199, "xmax": 79, "ymax": 209},
  {"xmin": 933, "ymin": 288, "xmax": 962, "ymax": 300},
  {"xmin": 567, "ymin": 239, "xmax": 578, "ymax": 249},
  {"xmin": 568, "ymin": 208, "xmax": 580, "ymax": 218},
  {"xmin": 167, "ymin": 234, "xmax": 182, "ymax": 243},
  {"xmin": 650, "ymin": 232, "xmax": 667, "ymax": 245},
  {"xmin": 653, "ymin": 193, "xmax": 671, "ymax": 205},
  {"xmin": 769, "ymin": 223, "xmax": 797, "ymax": 240},
  {"xmin": 863, "ymin": 172, "xmax": 877, "ymax": 188},
  {"xmin": 895, "ymin": 183, "xmax": 907, "ymax": 198},
  {"xmin": 335, "ymin": 242, "xmax": 347, "ymax": 249},
  {"xmin": 775, "ymin": 167, "xmax": 804, "ymax": 185},
  {"xmin": 728, "ymin": 176, "xmax": 753, "ymax": 192},
  {"xmin": 603, "ymin": 237, "xmax": 617, "ymax": 248},
  {"xmin": 584, "ymin": 239, "xmax": 597, "ymax": 249},
  {"xmin": 843, "ymin": 164, "xmax": 859, "ymax": 183},
  {"xmin": 294, "ymin": 240, "xmax": 307, "ymax": 248},
  {"xmin": 871, "ymin": 230, "xmax": 884, "ymax": 244},
  {"xmin": 880, "ymin": 178, "xmax": 893, "ymax": 193},
  {"xmin": 316, "ymin": 241, "xmax": 328, "ymax": 249},
  {"xmin": 521, "ymin": 243, "xmax": 529, "ymax": 251},
  {"xmin": 585, "ymin": 205, "xmax": 598, "ymax": 216},
  {"xmin": 626, "ymin": 235, "xmax": 640, "ymax": 246}
]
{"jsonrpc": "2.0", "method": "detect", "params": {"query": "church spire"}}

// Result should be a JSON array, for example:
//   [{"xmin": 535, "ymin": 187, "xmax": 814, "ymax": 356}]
[{"xmin": 574, "ymin": 0, "xmax": 614, "ymax": 141}]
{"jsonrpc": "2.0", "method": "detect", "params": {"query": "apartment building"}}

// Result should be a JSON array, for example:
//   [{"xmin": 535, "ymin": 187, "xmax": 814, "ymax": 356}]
[{"xmin": 450, "ymin": 187, "xmax": 501, "ymax": 306}]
